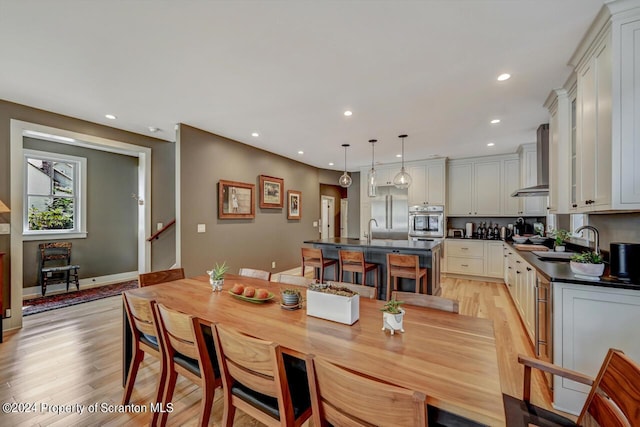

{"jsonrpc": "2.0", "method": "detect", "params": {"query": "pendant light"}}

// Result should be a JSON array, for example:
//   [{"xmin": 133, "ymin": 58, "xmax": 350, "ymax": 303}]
[
  {"xmin": 393, "ymin": 134, "xmax": 412, "ymax": 189},
  {"xmin": 338, "ymin": 143, "xmax": 352, "ymax": 188},
  {"xmin": 367, "ymin": 139, "xmax": 378, "ymax": 197}
]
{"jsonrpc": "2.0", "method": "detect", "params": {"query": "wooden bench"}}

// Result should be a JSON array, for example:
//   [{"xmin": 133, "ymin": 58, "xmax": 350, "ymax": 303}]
[{"xmin": 39, "ymin": 242, "xmax": 80, "ymax": 296}]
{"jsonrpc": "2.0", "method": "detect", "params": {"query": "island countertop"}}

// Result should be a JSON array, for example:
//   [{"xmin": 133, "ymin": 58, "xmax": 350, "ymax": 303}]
[{"xmin": 304, "ymin": 237, "xmax": 443, "ymax": 251}]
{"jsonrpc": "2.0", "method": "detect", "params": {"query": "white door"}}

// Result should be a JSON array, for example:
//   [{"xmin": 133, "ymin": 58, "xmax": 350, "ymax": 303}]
[
  {"xmin": 340, "ymin": 199, "xmax": 348, "ymax": 237},
  {"xmin": 321, "ymin": 196, "xmax": 335, "ymax": 239}
]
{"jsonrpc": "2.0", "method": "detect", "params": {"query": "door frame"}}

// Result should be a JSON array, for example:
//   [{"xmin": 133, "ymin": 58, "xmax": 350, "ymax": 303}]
[
  {"xmin": 8, "ymin": 119, "xmax": 151, "ymax": 331},
  {"xmin": 320, "ymin": 195, "xmax": 335, "ymax": 239}
]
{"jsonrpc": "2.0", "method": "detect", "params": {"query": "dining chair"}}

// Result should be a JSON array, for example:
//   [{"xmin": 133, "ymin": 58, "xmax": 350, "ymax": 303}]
[
  {"xmin": 392, "ymin": 291, "xmax": 459, "ymax": 313},
  {"xmin": 38, "ymin": 242, "xmax": 80, "ymax": 296},
  {"xmin": 276, "ymin": 273, "xmax": 314, "ymax": 287},
  {"xmin": 154, "ymin": 303, "xmax": 221, "ymax": 427},
  {"xmin": 301, "ymin": 247, "xmax": 337, "ymax": 283},
  {"xmin": 212, "ymin": 323, "xmax": 312, "ymax": 427},
  {"xmin": 238, "ymin": 267, "xmax": 271, "ymax": 281},
  {"xmin": 386, "ymin": 253, "xmax": 427, "ymax": 300},
  {"xmin": 138, "ymin": 268, "xmax": 185, "ymax": 287},
  {"xmin": 305, "ymin": 354, "xmax": 428, "ymax": 426},
  {"xmin": 122, "ymin": 294, "xmax": 166, "ymax": 408},
  {"xmin": 327, "ymin": 281, "xmax": 376, "ymax": 299},
  {"xmin": 338, "ymin": 249, "xmax": 379, "ymax": 291},
  {"xmin": 504, "ymin": 348, "xmax": 640, "ymax": 427}
]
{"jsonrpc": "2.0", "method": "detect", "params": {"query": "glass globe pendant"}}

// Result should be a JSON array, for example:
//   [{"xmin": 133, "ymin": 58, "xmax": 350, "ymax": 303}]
[
  {"xmin": 367, "ymin": 139, "xmax": 378, "ymax": 197},
  {"xmin": 393, "ymin": 134, "xmax": 412, "ymax": 189},
  {"xmin": 338, "ymin": 143, "xmax": 352, "ymax": 188}
]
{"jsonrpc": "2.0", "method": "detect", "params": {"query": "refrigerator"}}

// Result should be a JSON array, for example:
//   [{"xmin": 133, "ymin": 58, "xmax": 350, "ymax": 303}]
[{"xmin": 370, "ymin": 186, "xmax": 409, "ymax": 240}]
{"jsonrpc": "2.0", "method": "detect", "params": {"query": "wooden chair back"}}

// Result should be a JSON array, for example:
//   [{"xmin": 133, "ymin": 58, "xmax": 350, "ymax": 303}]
[
  {"xmin": 578, "ymin": 348, "xmax": 640, "ymax": 427},
  {"xmin": 392, "ymin": 291, "xmax": 459, "ymax": 314},
  {"xmin": 123, "ymin": 293, "xmax": 159, "ymax": 338},
  {"xmin": 155, "ymin": 303, "xmax": 200, "ymax": 361},
  {"xmin": 302, "ymin": 247, "xmax": 323, "ymax": 264},
  {"xmin": 276, "ymin": 274, "xmax": 314, "ymax": 287},
  {"xmin": 238, "ymin": 267, "xmax": 271, "ymax": 281},
  {"xmin": 39, "ymin": 242, "xmax": 72, "ymax": 267},
  {"xmin": 387, "ymin": 253, "xmax": 420, "ymax": 273},
  {"xmin": 138, "ymin": 268, "xmax": 185, "ymax": 287},
  {"xmin": 327, "ymin": 281, "xmax": 376, "ymax": 299},
  {"xmin": 339, "ymin": 249, "xmax": 364, "ymax": 266},
  {"xmin": 306, "ymin": 355, "xmax": 427, "ymax": 427}
]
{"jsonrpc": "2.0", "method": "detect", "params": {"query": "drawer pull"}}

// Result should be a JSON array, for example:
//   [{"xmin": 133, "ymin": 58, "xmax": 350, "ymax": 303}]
[
  {"xmin": 516, "ymin": 260, "xmax": 521, "ymax": 263},
  {"xmin": 461, "ymin": 264, "xmax": 468, "ymax": 267},
  {"xmin": 461, "ymin": 247, "xmax": 469, "ymax": 250},
  {"xmin": 526, "ymin": 267, "xmax": 532, "ymax": 271}
]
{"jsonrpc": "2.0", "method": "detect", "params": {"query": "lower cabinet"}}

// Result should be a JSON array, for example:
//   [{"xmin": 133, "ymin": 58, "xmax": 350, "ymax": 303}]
[
  {"xmin": 503, "ymin": 244, "xmax": 536, "ymax": 344},
  {"xmin": 552, "ymin": 282, "xmax": 640, "ymax": 415},
  {"xmin": 443, "ymin": 239, "xmax": 504, "ymax": 279}
]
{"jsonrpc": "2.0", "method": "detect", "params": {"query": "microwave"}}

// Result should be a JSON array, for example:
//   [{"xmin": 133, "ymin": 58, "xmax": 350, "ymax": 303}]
[{"xmin": 408, "ymin": 205, "xmax": 444, "ymax": 238}]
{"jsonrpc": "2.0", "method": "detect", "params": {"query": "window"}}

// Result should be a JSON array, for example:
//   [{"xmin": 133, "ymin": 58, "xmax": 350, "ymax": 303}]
[{"xmin": 23, "ymin": 149, "xmax": 87, "ymax": 238}]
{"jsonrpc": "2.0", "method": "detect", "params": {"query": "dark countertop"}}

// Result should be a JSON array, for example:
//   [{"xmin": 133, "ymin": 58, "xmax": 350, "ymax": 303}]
[
  {"xmin": 304, "ymin": 237, "xmax": 443, "ymax": 251},
  {"xmin": 505, "ymin": 241, "xmax": 640, "ymax": 291}
]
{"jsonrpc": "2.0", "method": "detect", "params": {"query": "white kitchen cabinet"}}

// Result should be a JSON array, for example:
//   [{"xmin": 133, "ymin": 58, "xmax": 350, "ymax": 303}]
[
  {"xmin": 502, "ymin": 158, "xmax": 521, "ymax": 216},
  {"xmin": 474, "ymin": 161, "xmax": 502, "ymax": 216},
  {"xmin": 444, "ymin": 239, "xmax": 485, "ymax": 276},
  {"xmin": 545, "ymin": 84, "xmax": 574, "ymax": 214},
  {"xmin": 575, "ymin": 32, "xmax": 612, "ymax": 211},
  {"xmin": 552, "ymin": 282, "xmax": 640, "ymax": 415},
  {"xmin": 518, "ymin": 143, "xmax": 547, "ymax": 216},
  {"xmin": 503, "ymin": 244, "xmax": 535, "ymax": 345},
  {"xmin": 374, "ymin": 165, "xmax": 401, "ymax": 186},
  {"xmin": 485, "ymin": 242, "xmax": 504, "ymax": 278},
  {"xmin": 447, "ymin": 162, "xmax": 473, "ymax": 216},
  {"xmin": 407, "ymin": 158, "xmax": 446, "ymax": 207}
]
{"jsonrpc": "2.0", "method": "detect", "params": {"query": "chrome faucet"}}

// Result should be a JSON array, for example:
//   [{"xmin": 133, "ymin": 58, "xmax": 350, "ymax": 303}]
[
  {"xmin": 575, "ymin": 225, "xmax": 600, "ymax": 255},
  {"xmin": 367, "ymin": 218, "xmax": 378, "ymax": 245}
]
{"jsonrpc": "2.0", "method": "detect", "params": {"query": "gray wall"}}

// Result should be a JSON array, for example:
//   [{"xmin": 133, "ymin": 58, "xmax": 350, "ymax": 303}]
[
  {"xmin": 0, "ymin": 99, "xmax": 175, "ymax": 310},
  {"xmin": 178, "ymin": 124, "xmax": 327, "ymax": 277},
  {"xmin": 22, "ymin": 137, "xmax": 138, "ymax": 288}
]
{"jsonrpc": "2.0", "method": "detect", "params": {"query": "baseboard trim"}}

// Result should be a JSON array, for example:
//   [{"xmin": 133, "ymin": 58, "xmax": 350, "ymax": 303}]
[{"xmin": 23, "ymin": 271, "xmax": 138, "ymax": 300}]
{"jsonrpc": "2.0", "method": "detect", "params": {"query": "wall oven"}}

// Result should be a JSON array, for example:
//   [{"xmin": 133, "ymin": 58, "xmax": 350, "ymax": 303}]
[{"xmin": 408, "ymin": 205, "xmax": 444, "ymax": 238}]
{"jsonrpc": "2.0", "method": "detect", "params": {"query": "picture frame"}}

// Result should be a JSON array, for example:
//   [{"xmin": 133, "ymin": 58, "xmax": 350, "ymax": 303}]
[
  {"xmin": 259, "ymin": 175, "xmax": 284, "ymax": 209},
  {"xmin": 287, "ymin": 190, "xmax": 302, "ymax": 220},
  {"xmin": 218, "ymin": 180, "xmax": 255, "ymax": 219}
]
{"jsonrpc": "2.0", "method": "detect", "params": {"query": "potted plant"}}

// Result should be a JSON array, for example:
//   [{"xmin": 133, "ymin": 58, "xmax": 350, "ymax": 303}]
[
  {"xmin": 570, "ymin": 251, "xmax": 605, "ymax": 279},
  {"xmin": 381, "ymin": 298, "xmax": 405, "ymax": 335},
  {"xmin": 552, "ymin": 229, "xmax": 571, "ymax": 252},
  {"xmin": 206, "ymin": 261, "xmax": 229, "ymax": 291},
  {"xmin": 281, "ymin": 288, "xmax": 302, "ymax": 307},
  {"xmin": 306, "ymin": 284, "xmax": 359, "ymax": 325}
]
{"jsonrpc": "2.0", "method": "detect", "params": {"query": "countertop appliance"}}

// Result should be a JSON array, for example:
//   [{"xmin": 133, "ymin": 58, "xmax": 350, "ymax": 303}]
[
  {"xmin": 370, "ymin": 186, "xmax": 409, "ymax": 240},
  {"xmin": 610, "ymin": 243, "xmax": 640, "ymax": 281},
  {"xmin": 408, "ymin": 205, "xmax": 444, "ymax": 238},
  {"xmin": 465, "ymin": 222, "xmax": 474, "ymax": 238}
]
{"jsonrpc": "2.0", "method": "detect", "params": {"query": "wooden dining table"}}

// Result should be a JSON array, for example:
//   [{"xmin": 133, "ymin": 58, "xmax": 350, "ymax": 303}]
[{"xmin": 123, "ymin": 274, "xmax": 506, "ymax": 426}]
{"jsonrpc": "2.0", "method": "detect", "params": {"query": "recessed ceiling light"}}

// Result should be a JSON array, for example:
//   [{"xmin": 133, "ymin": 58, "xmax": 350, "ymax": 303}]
[
  {"xmin": 298, "ymin": 151, "xmax": 304, "ymax": 155},
  {"xmin": 328, "ymin": 162, "xmax": 334, "ymax": 166},
  {"xmin": 490, "ymin": 119, "xmax": 501, "ymax": 124},
  {"xmin": 396, "ymin": 154, "xmax": 402, "ymax": 158},
  {"xmin": 251, "ymin": 132, "xmax": 259, "ymax": 137},
  {"xmin": 148, "ymin": 126, "xmax": 161, "ymax": 133},
  {"xmin": 105, "ymin": 114, "xmax": 117, "ymax": 120},
  {"xmin": 487, "ymin": 142, "xmax": 495, "ymax": 147},
  {"xmin": 497, "ymin": 73, "xmax": 511, "ymax": 81},
  {"xmin": 344, "ymin": 111, "xmax": 353, "ymax": 117}
]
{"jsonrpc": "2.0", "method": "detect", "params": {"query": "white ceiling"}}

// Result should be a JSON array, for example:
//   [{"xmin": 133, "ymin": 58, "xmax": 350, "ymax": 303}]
[{"xmin": 0, "ymin": 1, "xmax": 605, "ymax": 171}]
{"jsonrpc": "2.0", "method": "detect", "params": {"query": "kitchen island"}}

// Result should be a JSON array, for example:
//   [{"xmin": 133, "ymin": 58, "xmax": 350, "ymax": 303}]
[{"xmin": 303, "ymin": 238, "xmax": 443, "ymax": 299}]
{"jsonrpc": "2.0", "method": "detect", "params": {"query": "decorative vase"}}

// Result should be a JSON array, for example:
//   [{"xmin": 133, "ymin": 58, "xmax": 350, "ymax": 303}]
[
  {"xmin": 382, "ymin": 309, "xmax": 405, "ymax": 335},
  {"xmin": 281, "ymin": 293, "xmax": 300, "ymax": 306},
  {"xmin": 570, "ymin": 261, "xmax": 605, "ymax": 279}
]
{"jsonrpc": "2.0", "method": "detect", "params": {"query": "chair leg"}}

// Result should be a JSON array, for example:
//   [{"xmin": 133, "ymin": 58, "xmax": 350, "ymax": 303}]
[
  {"xmin": 159, "ymin": 369, "xmax": 178, "ymax": 427},
  {"xmin": 319, "ymin": 267, "xmax": 324, "ymax": 283},
  {"xmin": 222, "ymin": 393, "xmax": 236, "ymax": 427},
  {"xmin": 122, "ymin": 349, "xmax": 144, "ymax": 404},
  {"xmin": 386, "ymin": 271, "xmax": 391, "ymax": 301},
  {"xmin": 66, "ymin": 270, "xmax": 70, "ymax": 292},
  {"xmin": 74, "ymin": 268, "xmax": 79, "ymax": 291},
  {"xmin": 198, "ymin": 377, "xmax": 215, "ymax": 427}
]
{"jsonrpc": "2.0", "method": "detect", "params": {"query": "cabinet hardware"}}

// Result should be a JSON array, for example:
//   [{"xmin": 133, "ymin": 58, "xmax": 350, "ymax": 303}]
[
  {"xmin": 572, "ymin": 203, "xmax": 577, "ymax": 208},
  {"xmin": 461, "ymin": 264, "xmax": 468, "ymax": 267},
  {"xmin": 516, "ymin": 271, "xmax": 521, "ymax": 274},
  {"xmin": 461, "ymin": 247, "xmax": 468, "ymax": 250},
  {"xmin": 526, "ymin": 267, "xmax": 532, "ymax": 271},
  {"xmin": 516, "ymin": 260, "xmax": 521, "ymax": 263}
]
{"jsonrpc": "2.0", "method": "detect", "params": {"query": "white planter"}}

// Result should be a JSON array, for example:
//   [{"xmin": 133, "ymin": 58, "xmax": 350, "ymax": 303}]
[
  {"xmin": 306, "ymin": 290, "xmax": 359, "ymax": 325},
  {"xmin": 382, "ymin": 309, "xmax": 405, "ymax": 335},
  {"xmin": 570, "ymin": 261, "xmax": 605, "ymax": 278},
  {"xmin": 555, "ymin": 245, "xmax": 566, "ymax": 252}
]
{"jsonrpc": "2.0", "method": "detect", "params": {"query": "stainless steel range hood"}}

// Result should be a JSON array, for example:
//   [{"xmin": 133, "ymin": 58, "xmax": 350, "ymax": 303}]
[{"xmin": 511, "ymin": 124, "xmax": 549, "ymax": 197}]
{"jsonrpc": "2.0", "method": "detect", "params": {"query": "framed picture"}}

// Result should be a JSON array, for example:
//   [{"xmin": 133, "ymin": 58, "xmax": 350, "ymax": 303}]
[
  {"xmin": 218, "ymin": 180, "xmax": 255, "ymax": 219},
  {"xmin": 259, "ymin": 175, "xmax": 284, "ymax": 209},
  {"xmin": 287, "ymin": 190, "xmax": 302, "ymax": 220}
]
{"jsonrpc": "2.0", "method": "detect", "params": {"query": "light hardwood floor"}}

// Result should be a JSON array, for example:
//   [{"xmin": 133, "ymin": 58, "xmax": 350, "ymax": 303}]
[{"xmin": 0, "ymin": 276, "xmax": 567, "ymax": 426}]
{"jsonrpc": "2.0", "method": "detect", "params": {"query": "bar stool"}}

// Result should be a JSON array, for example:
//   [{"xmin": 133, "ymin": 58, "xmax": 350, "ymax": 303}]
[
  {"xmin": 386, "ymin": 253, "xmax": 427, "ymax": 300},
  {"xmin": 301, "ymin": 247, "xmax": 337, "ymax": 283},
  {"xmin": 338, "ymin": 250, "xmax": 378, "ymax": 297}
]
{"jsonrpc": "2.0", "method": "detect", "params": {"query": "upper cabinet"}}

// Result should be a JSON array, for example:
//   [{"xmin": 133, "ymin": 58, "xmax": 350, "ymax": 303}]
[
  {"xmin": 407, "ymin": 158, "xmax": 446, "ymax": 207},
  {"xmin": 518, "ymin": 143, "xmax": 548, "ymax": 216},
  {"xmin": 547, "ymin": 3, "xmax": 640, "ymax": 212}
]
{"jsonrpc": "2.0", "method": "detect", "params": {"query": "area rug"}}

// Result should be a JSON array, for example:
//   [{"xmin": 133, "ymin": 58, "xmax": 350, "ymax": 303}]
[{"xmin": 22, "ymin": 280, "xmax": 138, "ymax": 316}]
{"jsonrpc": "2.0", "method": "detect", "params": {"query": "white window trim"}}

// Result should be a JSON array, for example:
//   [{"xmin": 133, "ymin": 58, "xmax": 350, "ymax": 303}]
[{"xmin": 22, "ymin": 148, "xmax": 88, "ymax": 240}]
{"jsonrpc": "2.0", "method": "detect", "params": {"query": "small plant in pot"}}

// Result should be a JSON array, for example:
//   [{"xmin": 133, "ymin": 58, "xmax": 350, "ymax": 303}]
[
  {"xmin": 552, "ymin": 229, "xmax": 571, "ymax": 252},
  {"xmin": 281, "ymin": 288, "xmax": 302, "ymax": 307},
  {"xmin": 570, "ymin": 251, "xmax": 605, "ymax": 279},
  {"xmin": 206, "ymin": 261, "xmax": 229, "ymax": 291},
  {"xmin": 381, "ymin": 298, "xmax": 405, "ymax": 335}
]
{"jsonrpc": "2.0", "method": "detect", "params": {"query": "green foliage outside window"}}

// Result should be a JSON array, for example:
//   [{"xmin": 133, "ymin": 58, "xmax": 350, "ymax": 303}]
[{"xmin": 28, "ymin": 198, "xmax": 74, "ymax": 230}]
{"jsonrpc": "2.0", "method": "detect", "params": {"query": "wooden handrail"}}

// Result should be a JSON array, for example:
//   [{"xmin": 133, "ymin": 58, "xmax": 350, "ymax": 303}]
[{"xmin": 147, "ymin": 219, "xmax": 175, "ymax": 242}]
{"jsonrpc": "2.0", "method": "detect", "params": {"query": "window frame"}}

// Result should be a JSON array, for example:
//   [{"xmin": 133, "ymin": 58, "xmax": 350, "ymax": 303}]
[{"xmin": 23, "ymin": 148, "xmax": 87, "ymax": 240}]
